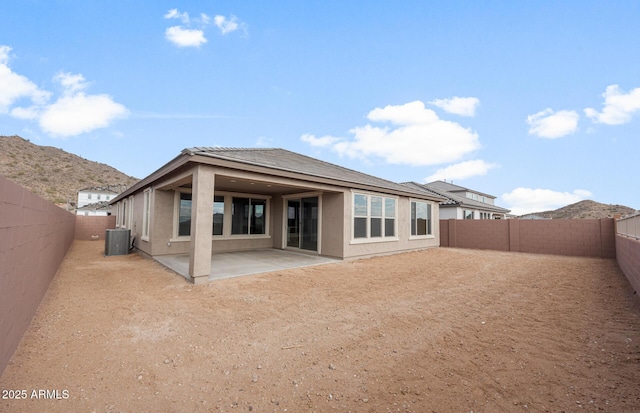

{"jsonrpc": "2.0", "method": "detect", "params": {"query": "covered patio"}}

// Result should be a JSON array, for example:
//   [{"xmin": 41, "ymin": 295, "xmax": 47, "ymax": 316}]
[
  {"xmin": 154, "ymin": 249, "xmax": 339, "ymax": 282},
  {"xmin": 110, "ymin": 147, "xmax": 444, "ymax": 284}
]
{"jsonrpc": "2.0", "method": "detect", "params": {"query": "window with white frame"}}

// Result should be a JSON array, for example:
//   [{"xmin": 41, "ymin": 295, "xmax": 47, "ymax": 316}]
[
  {"xmin": 463, "ymin": 210, "xmax": 473, "ymax": 220},
  {"xmin": 142, "ymin": 189, "xmax": 151, "ymax": 240},
  {"xmin": 126, "ymin": 196, "xmax": 134, "ymax": 229},
  {"xmin": 370, "ymin": 196, "xmax": 383, "ymax": 237},
  {"xmin": 410, "ymin": 200, "xmax": 432, "ymax": 237},
  {"xmin": 353, "ymin": 194, "xmax": 367, "ymax": 238},
  {"xmin": 353, "ymin": 193, "xmax": 397, "ymax": 240},
  {"xmin": 121, "ymin": 199, "xmax": 127, "ymax": 228},
  {"xmin": 385, "ymin": 197, "xmax": 396, "ymax": 237}
]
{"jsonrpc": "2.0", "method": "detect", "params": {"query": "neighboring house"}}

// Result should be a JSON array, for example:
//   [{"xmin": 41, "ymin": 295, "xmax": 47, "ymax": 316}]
[
  {"xmin": 519, "ymin": 213, "xmax": 551, "ymax": 220},
  {"xmin": 76, "ymin": 201, "xmax": 112, "ymax": 216},
  {"xmin": 76, "ymin": 186, "xmax": 120, "ymax": 215},
  {"xmin": 109, "ymin": 147, "xmax": 445, "ymax": 284},
  {"xmin": 403, "ymin": 180, "xmax": 510, "ymax": 220}
]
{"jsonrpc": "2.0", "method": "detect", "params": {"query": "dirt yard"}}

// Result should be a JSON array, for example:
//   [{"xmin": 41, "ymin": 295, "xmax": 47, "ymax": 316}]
[{"xmin": 1, "ymin": 241, "xmax": 640, "ymax": 412}]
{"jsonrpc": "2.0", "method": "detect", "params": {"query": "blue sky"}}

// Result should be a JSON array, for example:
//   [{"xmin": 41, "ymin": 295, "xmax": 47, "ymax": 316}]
[{"xmin": 1, "ymin": 1, "xmax": 639, "ymax": 215}]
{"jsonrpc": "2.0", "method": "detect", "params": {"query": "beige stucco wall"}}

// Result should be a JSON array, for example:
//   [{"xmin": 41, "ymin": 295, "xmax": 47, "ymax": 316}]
[
  {"xmin": 320, "ymin": 192, "xmax": 345, "ymax": 258},
  {"xmin": 139, "ymin": 171, "xmax": 280, "ymax": 256},
  {"xmin": 112, "ymin": 188, "xmax": 149, "ymax": 254},
  {"xmin": 112, "ymin": 163, "xmax": 442, "ymax": 261},
  {"xmin": 342, "ymin": 194, "xmax": 440, "ymax": 259},
  {"xmin": 131, "ymin": 191, "xmax": 145, "ymax": 248},
  {"xmin": 145, "ymin": 188, "xmax": 172, "ymax": 255},
  {"xmin": 120, "ymin": 187, "xmax": 440, "ymax": 259},
  {"xmin": 270, "ymin": 195, "xmax": 284, "ymax": 249}
]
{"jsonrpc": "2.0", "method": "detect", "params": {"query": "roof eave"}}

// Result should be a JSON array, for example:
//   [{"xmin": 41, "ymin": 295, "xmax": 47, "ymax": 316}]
[
  {"xmin": 191, "ymin": 152, "xmax": 445, "ymax": 201},
  {"xmin": 110, "ymin": 149, "xmax": 447, "ymax": 204},
  {"xmin": 109, "ymin": 153, "xmax": 190, "ymax": 204}
]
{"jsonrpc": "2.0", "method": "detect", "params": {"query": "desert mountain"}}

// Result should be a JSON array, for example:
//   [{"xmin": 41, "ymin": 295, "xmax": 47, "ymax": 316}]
[
  {"xmin": 0, "ymin": 135, "xmax": 138, "ymax": 208},
  {"xmin": 530, "ymin": 200, "xmax": 637, "ymax": 219}
]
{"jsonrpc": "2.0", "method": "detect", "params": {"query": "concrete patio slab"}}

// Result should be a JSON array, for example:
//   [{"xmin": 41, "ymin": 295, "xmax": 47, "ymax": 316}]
[{"xmin": 154, "ymin": 249, "xmax": 339, "ymax": 282}]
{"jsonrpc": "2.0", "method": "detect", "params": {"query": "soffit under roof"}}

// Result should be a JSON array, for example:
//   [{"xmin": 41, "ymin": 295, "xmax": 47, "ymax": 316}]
[{"xmin": 184, "ymin": 147, "xmax": 444, "ymax": 200}]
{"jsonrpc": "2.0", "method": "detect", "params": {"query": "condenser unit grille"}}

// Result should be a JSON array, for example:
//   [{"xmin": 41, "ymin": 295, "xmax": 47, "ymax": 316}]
[{"xmin": 105, "ymin": 229, "xmax": 130, "ymax": 256}]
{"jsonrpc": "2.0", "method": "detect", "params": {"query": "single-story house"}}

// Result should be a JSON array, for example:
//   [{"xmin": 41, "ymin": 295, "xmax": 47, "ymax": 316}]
[
  {"xmin": 109, "ymin": 147, "xmax": 445, "ymax": 284},
  {"xmin": 403, "ymin": 180, "xmax": 510, "ymax": 220}
]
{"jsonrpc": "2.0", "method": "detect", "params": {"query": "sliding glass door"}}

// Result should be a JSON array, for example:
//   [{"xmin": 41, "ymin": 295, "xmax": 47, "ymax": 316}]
[
  {"xmin": 287, "ymin": 200, "xmax": 301, "ymax": 248},
  {"xmin": 287, "ymin": 197, "xmax": 318, "ymax": 251}
]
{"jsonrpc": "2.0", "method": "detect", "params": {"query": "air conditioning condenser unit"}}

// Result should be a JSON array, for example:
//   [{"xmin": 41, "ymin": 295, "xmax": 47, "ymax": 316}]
[{"xmin": 105, "ymin": 229, "xmax": 130, "ymax": 256}]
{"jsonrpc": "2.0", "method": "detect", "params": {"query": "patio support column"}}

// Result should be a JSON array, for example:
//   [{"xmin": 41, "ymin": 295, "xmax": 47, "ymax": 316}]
[{"xmin": 189, "ymin": 165, "xmax": 215, "ymax": 284}]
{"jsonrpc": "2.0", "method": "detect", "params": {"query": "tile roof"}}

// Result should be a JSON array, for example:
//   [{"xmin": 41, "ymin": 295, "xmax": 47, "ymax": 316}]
[
  {"xmin": 425, "ymin": 180, "xmax": 495, "ymax": 199},
  {"xmin": 401, "ymin": 181, "xmax": 455, "ymax": 203},
  {"xmin": 78, "ymin": 185, "xmax": 125, "ymax": 194},
  {"xmin": 76, "ymin": 201, "xmax": 111, "ymax": 211},
  {"xmin": 185, "ymin": 147, "xmax": 443, "ymax": 198},
  {"xmin": 404, "ymin": 181, "xmax": 510, "ymax": 213}
]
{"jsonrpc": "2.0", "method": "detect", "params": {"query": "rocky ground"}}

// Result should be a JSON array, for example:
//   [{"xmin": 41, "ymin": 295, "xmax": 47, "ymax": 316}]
[{"xmin": 1, "ymin": 241, "xmax": 640, "ymax": 412}]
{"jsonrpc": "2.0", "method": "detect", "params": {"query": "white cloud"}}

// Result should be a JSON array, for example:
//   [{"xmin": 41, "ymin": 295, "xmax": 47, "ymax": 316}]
[
  {"xmin": 10, "ymin": 106, "xmax": 40, "ymax": 120},
  {"xmin": 367, "ymin": 100, "xmax": 439, "ymax": 125},
  {"xmin": 425, "ymin": 160, "xmax": 498, "ymax": 182},
  {"xmin": 54, "ymin": 72, "xmax": 88, "ymax": 94},
  {"xmin": 164, "ymin": 8, "xmax": 190, "ymax": 24},
  {"xmin": 526, "ymin": 108, "xmax": 579, "ymax": 139},
  {"xmin": 165, "ymin": 26, "xmax": 207, "ymax": 48},
  {"xmin": 0, "ymin": 45, "xmax": 11, "ymax": 63},
  {"xmin": 39, "ymin": 93, "xmax": 128, "ymax": 137},
  {"xmin": 501, "ymin": 187, "xmax": 592, "ymax": 216},
  {"xmin": 200, "ymin": 13, "xmax": 211, "ymax": 25},
  {"xmin": 214, "ymin": 15, "xmax": 239, "ymax": 35},
  {"xmin": 584, "ymin": 84, "xmax": 640, "ymax": 125},
  {"xmin": 0, "ymin": 45, "xmax": 51, "ymax": 113},
  {"xmin": 429, "ymin": 96, "xmax": 480, "ymax": 117},
  {"xmin": 255, "ymin": 136, "xmax": 273, "ymax": 147},
  {"xmin": 300, "ymin": 133, "xmax": 341, "ymax": 148},
  {"xmin": 0, "ymin": 47, "xmax": 128, "ymax": 137},
  {"xmin": 163, "ymin": 9, "xmax": 245, "ymax": 47},
  {"xmin": 38, "ymin": 73, "xmax": 128, "ymax": 137},
  {"xmin": 301, "ymin": 100, "xmax": 480, "ymax": 167}
]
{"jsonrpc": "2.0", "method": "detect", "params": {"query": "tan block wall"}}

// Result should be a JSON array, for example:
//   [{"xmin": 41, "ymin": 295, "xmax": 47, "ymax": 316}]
[
  {"xmin": 74, "ymin": 215, "xmax": 116, "ymax": 240},
  {"xmin": 453, "ymin": 219, "xmax": 510, "ymax": 251},
  {"xmin": 439, "ymin": 220, "xmax": 450, "ymax": 247},
  {"xmin": 440, "ymin": 218, "xmax": 616, "ymax": 258},
  {"xmin": 0, "ymin": 175, "xmax": 75, "ymax": 376},
  {"xmin": 518, "ymin": 219, "xmax": 608, "ymax": 257},
  {"xmin": 616, "ymin": 235, "xmax": 640, "ymax": 294}
]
